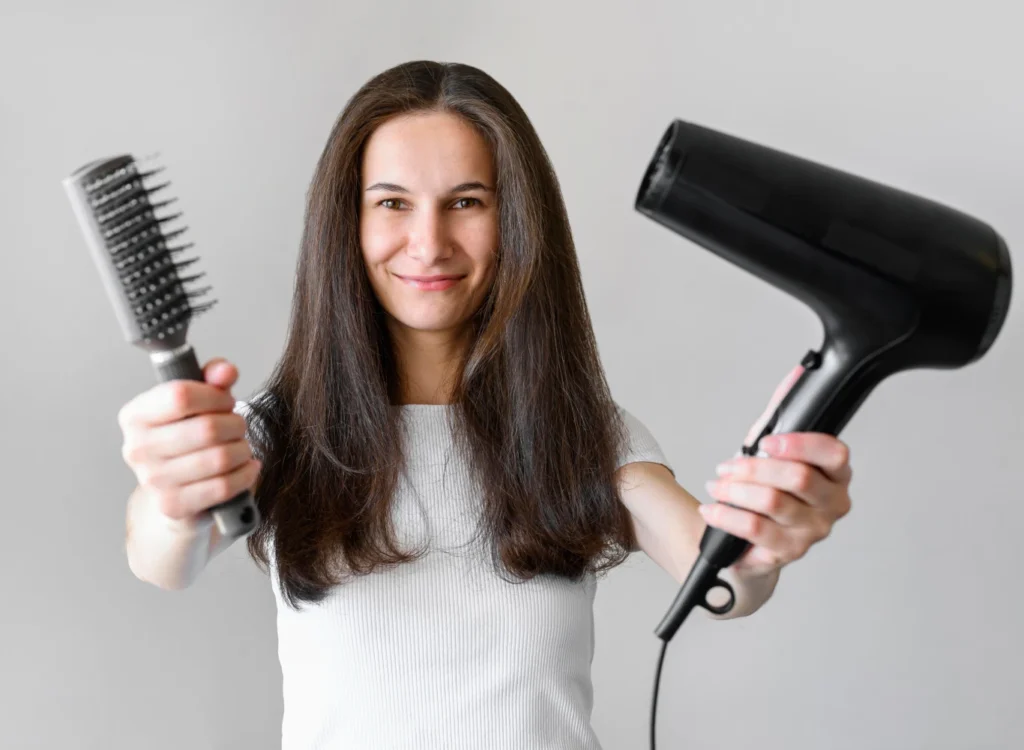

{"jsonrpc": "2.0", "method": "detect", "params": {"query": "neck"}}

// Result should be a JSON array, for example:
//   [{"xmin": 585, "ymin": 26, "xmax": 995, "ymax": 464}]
[{"xmin": 388, "ymin": 322, "xmax": 471, "ymax": 405}]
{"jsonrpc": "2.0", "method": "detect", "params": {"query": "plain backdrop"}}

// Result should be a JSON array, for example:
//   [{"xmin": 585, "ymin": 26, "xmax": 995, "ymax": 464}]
[{"xmin": 1, "ymin": 1, "xmax": 1020, "ymax": 748}]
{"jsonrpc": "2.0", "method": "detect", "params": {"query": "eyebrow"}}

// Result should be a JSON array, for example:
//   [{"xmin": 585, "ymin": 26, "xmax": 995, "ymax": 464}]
[{"xmin": 364, "ymin": 181, "xmax": 492, "ymax": 194}]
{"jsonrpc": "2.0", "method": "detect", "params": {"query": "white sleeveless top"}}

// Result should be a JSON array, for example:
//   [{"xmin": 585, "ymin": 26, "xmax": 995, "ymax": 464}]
[{"xmin": 234, "ymin": 400, "xmax": 669, "ymax": 750}]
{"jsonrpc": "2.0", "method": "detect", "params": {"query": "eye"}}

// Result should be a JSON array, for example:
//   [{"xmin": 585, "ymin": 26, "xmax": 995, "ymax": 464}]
[
  {"xmin": 453, "ymin": 197, "xmax": 481, "ymax": 209},
  {"xmin": 379, "ymin": 198, "xmax": 405, "ymax": 210}
]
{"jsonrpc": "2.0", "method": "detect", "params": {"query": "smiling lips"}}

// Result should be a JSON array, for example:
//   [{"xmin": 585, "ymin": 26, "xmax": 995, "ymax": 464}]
[{"xmin": 395, "ymin": 274, "xmax": 465, "ymax": 291}]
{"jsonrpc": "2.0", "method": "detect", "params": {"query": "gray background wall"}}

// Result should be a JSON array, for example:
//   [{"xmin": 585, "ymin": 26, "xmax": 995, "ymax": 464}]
[{"xmin": 2, "ymin": 1, "xmax": 1020, "ymax": 748}]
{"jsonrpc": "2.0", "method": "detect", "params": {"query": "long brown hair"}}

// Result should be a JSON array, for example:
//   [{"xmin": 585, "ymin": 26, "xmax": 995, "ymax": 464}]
[{"xmin": 244, "ymin": 60, "xmax": 636, "ymax": 609}]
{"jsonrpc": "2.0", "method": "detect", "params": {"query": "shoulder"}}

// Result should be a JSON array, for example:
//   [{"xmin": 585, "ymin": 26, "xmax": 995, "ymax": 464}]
[{"xmin": 613, "ymin": 402, "xmax": 673, "ymax": 475}]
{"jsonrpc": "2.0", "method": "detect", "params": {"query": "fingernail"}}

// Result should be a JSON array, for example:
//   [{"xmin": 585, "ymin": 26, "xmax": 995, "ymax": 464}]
[
  {"xmin": 704, "ymin": 479, "xmax": 719, "ymax": 495},
  {"xmin": 715, "ymin": 462, "xmax": 736, "ymax": 476},
  {"xmin": 761, "ymin": 436, "xmax": 781, "ymax": 453}
]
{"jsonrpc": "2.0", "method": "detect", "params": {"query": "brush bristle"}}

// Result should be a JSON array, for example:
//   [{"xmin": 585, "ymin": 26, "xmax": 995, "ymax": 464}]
[{"xmin": 68, "ymin": 155, "xmax": 217, "ymax": 346}]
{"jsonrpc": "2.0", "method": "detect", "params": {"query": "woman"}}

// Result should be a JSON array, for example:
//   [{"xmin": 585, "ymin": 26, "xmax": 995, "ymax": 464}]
[{"xmin": 119, "ymin": 60, "xmax": 853, "ymax": 749}]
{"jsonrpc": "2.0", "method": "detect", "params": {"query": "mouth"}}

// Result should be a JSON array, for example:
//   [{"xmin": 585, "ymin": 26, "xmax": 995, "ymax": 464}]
[{"xmin": 394, "ymin": 273, "xmax": 466, "ymax": 291}]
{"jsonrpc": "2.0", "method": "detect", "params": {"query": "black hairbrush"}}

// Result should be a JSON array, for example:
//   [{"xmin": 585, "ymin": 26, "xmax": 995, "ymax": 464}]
[{"xmin": 62, "ymin": 155, "xmax": 260, "ymax": 539}]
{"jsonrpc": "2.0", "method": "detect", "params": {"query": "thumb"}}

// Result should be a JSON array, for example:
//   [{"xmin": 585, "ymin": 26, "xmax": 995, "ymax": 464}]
[
  {"xmin": 744, "ymin": 364, "xmax": 805, "ymax": 445},
  {"xmin": 202, "ymin": 358, "xmax": 239, "ymax": 391}
]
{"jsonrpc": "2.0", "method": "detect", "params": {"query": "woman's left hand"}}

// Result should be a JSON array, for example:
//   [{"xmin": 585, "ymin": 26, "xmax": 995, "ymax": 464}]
[{"xmin": 698, "ymin": 365, "xmax": 854, "ymax": 578}]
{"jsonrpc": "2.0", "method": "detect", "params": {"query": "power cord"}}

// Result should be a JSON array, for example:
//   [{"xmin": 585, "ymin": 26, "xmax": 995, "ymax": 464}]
[{"xmin": 650, "ymin": 637, "xmax": 669, "ymax": 750}]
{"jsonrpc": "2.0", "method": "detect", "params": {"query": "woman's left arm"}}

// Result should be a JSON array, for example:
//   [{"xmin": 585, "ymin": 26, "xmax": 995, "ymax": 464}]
[{"xmin": 615, "ymin": 366, "xmax": 854, "ymax": 619}]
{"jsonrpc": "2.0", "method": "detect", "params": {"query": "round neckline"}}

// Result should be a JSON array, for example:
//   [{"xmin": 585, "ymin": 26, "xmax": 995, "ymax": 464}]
[{"xmin": 392, "ymin": 403, "xmax": 456, "ymax": 418}]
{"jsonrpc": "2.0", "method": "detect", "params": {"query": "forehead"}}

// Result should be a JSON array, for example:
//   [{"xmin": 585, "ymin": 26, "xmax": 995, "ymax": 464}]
[{"xmin": 361, "ymin": 111, "xmax": 494, "ymax": 184}]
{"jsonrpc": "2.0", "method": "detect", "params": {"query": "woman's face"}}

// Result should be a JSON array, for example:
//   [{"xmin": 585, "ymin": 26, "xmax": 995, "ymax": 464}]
[{"xmin": 359, "ymin": 111, "xmax": 499, "ymax": 338}]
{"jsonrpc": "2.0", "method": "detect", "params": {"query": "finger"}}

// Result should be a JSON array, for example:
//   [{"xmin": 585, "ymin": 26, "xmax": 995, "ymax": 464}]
[
  {"xmin": 203, "ymin": 358, "xmax": 239, "ymax": 390},
  {"xmin": 736, "ymin": 544, "xmax": 785, "ymax": 571},
  {"xmin": 139, "ymin": 439, "xmax": 254, "ymax": 489},
  {"xmin": 705, "ymin": 477, "xmax": 818, "ymax": 527},
  {"xmin": 156, "ymin": 459, "xmax": 262, "ymax": 520},
  {"xmin": 714, "ymin": 456, "xmax": 835, "ymax": 511},
  {"xmin": 149, "ymin": 413, "xmax": 249, "ymax": 459},
  {"xmin": 128, "ymin": 413, "xmax": 249, "ymax": 463},
  {"xmin": 698, "ymin": 502, "xmax": 811, "ymax": 562},
  {"xmin": 745, "ymin": 364, "xmax": 805, "ymax": 444},
  {"xmin": 760, "ymin": 432, "xmax": 851, "ymax": 484},
  {"xmin": 119, "ymin": 380, "xmax": 238, "ymax": 430}
]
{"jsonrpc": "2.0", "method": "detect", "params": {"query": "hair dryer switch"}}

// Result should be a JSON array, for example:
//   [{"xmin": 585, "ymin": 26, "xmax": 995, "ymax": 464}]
[{"xmin": 801, "ymin": 349, "xmax": 822, "ymax": 370}]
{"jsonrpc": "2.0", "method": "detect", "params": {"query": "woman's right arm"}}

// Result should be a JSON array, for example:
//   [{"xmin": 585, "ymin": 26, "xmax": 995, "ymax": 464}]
[
  {"xmin": 125, "ymin": 485, "xmax": 220, "ymax": 590},
  {"xmin": 119, "ymin": 359, "xmax": 260, "ymax": 591}
]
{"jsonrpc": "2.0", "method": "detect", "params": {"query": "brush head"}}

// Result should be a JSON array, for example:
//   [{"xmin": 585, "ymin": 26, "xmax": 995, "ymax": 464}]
[{"xmin": 62, "ymin": 155, "xmax": 216, "ymax": 352}]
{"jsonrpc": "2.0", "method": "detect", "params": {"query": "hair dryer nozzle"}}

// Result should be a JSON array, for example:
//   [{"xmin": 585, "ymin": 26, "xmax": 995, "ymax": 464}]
[{"xmin": 636, "ymin": 119, "xmax": 1013, "ymax": 374}]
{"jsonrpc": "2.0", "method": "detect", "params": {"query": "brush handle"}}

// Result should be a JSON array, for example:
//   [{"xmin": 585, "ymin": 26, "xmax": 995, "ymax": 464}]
[{"xmin": 150, "ymin": 345, "xmax": 260, "ymax": 540}]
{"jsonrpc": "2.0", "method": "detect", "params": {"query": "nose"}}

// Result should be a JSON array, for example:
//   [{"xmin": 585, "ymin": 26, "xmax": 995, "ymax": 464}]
[{"xmin": 406, "ymin": 207, "xmax": 453, "ymax": 265}]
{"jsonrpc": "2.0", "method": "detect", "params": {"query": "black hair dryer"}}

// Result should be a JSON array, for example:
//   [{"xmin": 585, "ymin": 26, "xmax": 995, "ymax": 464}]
[{"xmin": 635, "ymin": 120, "xmax": 1013, "ymax": 641}]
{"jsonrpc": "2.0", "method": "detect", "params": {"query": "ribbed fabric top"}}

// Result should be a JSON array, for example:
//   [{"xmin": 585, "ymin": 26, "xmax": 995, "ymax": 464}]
[{"xmin": 234, "ymin": 400, "xmax": 670, "ymax": 750}]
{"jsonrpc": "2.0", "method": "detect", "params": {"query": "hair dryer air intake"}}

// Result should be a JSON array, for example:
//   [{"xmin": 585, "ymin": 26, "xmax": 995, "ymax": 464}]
[{"xmin": 635, "ymin": 119, "xmax": 1012, "ymax": 641}]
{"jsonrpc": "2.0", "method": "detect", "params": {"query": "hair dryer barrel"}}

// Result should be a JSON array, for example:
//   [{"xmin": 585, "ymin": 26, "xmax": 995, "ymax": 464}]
[{"xmin": 635, "ymin": 119, "xmax": 1012, "ymax": 372}]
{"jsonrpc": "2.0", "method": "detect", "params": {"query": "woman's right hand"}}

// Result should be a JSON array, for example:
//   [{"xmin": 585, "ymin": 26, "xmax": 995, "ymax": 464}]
[{"xmin": 117, "ymin": 358, "xmax": 262, "ymax": 527}]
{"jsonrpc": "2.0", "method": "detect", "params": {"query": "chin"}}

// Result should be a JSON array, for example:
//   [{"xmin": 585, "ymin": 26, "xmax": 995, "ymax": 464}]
[{"xmin": 392, "ymin": 313, "xmax": 467, "ymax": 334}]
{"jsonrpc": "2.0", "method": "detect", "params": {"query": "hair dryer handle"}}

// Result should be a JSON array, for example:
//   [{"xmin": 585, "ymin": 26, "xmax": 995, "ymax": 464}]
[
  {"xmin": 656, "ymin": 334, "xmax": 899, "ymax": 641},
  {"xmin": 751, "ymin": 335, "xmax": 891, "ymax": 446},
  {"xmin": 699, "ymin": 335, "xmax": 891, "ymax": 575}
]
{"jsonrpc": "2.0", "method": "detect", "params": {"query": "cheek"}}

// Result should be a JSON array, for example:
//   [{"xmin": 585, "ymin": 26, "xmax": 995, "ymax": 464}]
[
  {"xmin": 480, "ymin": 242, "xmax": 499, "ymax": 287},
  {"xmin": 359, "ymin": 220, "xmax": 387, "ymax": 261},
  {"xmin": 465, "ymin": 222, "xmax": 499, "ymax": 276},
  {"xmin": 361, "ymin": 246, "xmax": 389, "ymax": 274},
  {"xmin": 359, "ymin": 224, "xmax": 397, "ymax": 278},
  {"xmin": 477, "ymin": 252, "xmax": 497, "ymax": 289},
  {"xmin": 360, "ymin": 204, "xmax": 402, "ymax": 243},
  {"xmin": 358, "ymin": 244, "xmax": 395, "ymax": 311}
]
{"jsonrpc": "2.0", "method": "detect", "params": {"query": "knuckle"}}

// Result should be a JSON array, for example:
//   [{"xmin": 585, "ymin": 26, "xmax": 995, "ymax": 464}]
[
  {"xmin": 212, "ymin": 474, "xmax": 235, "ymax": 500},
  {"xmin": 212, "ymin": 446, "xmax": 235, "ymax": 473},
  {"xmin": 155, "ymin": 489, "xmax": 183, "ymax": 519},
  {"xmin": 835, "ymin": 441, "xmax": 851, "ymax": 465},
  {"xmin": 135, "ymin": 464, "xmax": 156, "ymax": 487},
  {"xmin": 792, "ymin": 465, "xmax": 814, "ymax": 493},
  {"xmin": 230, "ymin": 414, "xmax": 248, "ymax": 438},
  {"xmin": 745, "ymin": 514, "xmax": 764, "ymax": 538},
  {"xmin": 197, "ymin": 416, "xmax": 221, "ymax": 444},
  {"xmin": 763, "ymin": 490, "xmax": 786, "ymax": 515},
  {"xmin": 121, "ymin": 440, "xmax": 143, "ymax": 466},
  {"xmin": 167, "ymin": 381, "xmax": 192, "ymax": 411}
]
